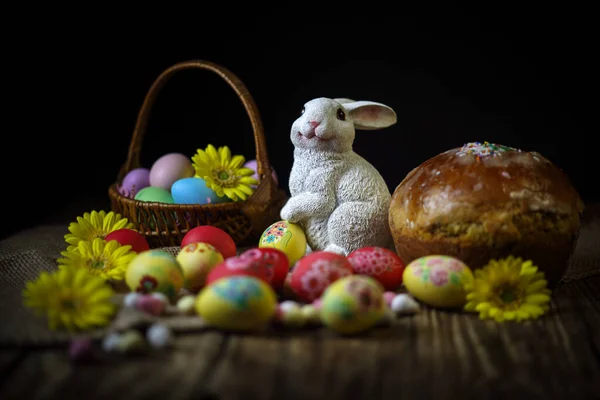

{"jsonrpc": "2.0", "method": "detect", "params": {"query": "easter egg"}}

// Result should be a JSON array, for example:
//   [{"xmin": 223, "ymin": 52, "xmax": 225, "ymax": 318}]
[
  {"xmin": 105, "ymin": 229, "xmax": 150, "ymax": 253},
  {"xmin": 176, "ymin": 242, "xmax": 224, "ymax": 292},
  {"xmin": 206, "ymin": 256, "xmax": 270, "ymax": 286},
  {"xmin": 149, "ymin": 152, "xmax": 195, "ymax": 191},
  {"xmin": 134, "ymin": 186, "xmax": 174, "ymax": 203},
  {"xmin": 347, "ymin": 247, "xmax": 405, "ymax": 291},
  {"xmin": 119, "ymin": 168, "xmax": 151, "ymax": 198},
  {"xmin": 171, "ymin": 177, "xmax": 230, "ymax": 205},
  {"xmin": 402, "ymin": 255, "xmax": 473, "ymax": 308},
  {"xmin": 320, "ymin": 275, "xmax": 386, "ymax": 334},
  {"xmin": 125, "ymin": 250, "xmax": 185, "ymax": 299},
  {"xmin": 244, "ymin": 159, "xmax": 279, "ymax": 187},
  {"xmin": 239, "ymin": 247, "xmax": 289, "ymax": 289},
  {"xmin": 195, "ymin": 275, "xmax": 277, "ymax": 331},
  {"xmin": 181, "ymin": 226, "xmax": 236, "ymax": 259},
  {"xmin": 290, "ymin": 251, "xmax": 354, "ymax": 302},
  {"xmin": 258, "ymin": 221, "xmax": 306, "ymax": 267}
]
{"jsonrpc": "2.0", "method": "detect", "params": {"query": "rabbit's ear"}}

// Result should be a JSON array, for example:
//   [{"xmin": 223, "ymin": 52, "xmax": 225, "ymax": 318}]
[
  {"xmin": 344, "ymin": 101, "xmax": 397, "ymax": 131},
  {"xmin": 334, "ymin": 98, "xmax": 356, "ymax": 104}
]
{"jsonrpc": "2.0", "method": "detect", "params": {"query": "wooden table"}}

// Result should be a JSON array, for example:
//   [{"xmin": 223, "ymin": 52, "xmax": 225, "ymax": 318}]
[
  {"xmin": 1, "ymin": 199, "xmax": 599, "ymax": 399},
  {"xmin": 0, "ymin": 275, "xmax": 598, "ymax": 399}
]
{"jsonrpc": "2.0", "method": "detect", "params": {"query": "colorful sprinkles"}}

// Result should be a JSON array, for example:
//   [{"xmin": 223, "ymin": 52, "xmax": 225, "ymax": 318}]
[{"xmin": 456, "ymin": 141, "xmax": 520, "ymax": 157}]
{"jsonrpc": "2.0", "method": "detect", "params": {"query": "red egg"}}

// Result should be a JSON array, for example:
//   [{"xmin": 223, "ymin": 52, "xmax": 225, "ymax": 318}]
[
  {"xmin": 181, "ymin": 226, "xmax": 236, "ymax": 259},
  {"xmin": 205, "ymin": 256, "xmax": 269, "ymax": 286},
  {"xmin": 239, "ymin": 248, "xmax": 289, "ymax": 289},
  {"xmin": 104, "ymin": 229, "xmax": 150, "ymax": 253},
  {"xmin": 347, "ymin": 247, "xmax": 405, "ymax": 291},
  {"xmin": 290, "ymin": 251, "xmax": 354, "ymax": 302}
]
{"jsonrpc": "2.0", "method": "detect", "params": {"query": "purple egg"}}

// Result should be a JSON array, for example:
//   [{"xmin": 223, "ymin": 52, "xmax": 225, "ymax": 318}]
[
  {"xmin": 244, "ymin": 159, "xmax": 278, "ymax": 188},
  {"xmin": 150, "ymin": 153, "xmax": 195, "ymax": 191},
  {"xmin": 119, "ymin": 168, "xmax": 151, "ymax": 198}
]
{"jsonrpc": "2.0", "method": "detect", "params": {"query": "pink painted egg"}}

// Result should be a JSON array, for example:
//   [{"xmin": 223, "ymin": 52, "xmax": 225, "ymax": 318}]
[
  {"xmin": 206, "ymin": 256, "xmax": 270, "ymax": 286},
  {"xmin": 290, "ymin": 251, "xmax": 354, "ymax": 302},
  {"xmin": 239, "ymin": 248, "xmax": 289, "ymax": 290},
  {"xmin": 347, "ymin": 247, "xmax": 406, "ymax": 291}
]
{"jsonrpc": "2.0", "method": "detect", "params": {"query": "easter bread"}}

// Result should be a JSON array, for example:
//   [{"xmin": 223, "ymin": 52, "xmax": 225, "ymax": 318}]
[{"xmin": 389, "ymin": 142, "xmax": 584, "ymax": 286}]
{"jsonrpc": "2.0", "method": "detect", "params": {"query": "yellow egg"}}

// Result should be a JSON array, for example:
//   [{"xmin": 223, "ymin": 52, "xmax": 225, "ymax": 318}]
[
  {"xmin": 176, "ymin": 242, "xmax": 224, "ymax": 292},
  {"xmin": 125, "ymin": 250, "xmax": 184, "ymax": 299},
  {"xmin": 195, "ymin": 275, "xmax": 277, "ymax": 331},
  {"xmin": 258, "ymin": 220, "xmax": 306, "ymax": 266},
  {"xmin": 320, "ymin": 275, "xmax": 386, "ymax": 334},
  {"xmin": 402, "ymin": 255, "xmax": 473, "ymax": 308}
]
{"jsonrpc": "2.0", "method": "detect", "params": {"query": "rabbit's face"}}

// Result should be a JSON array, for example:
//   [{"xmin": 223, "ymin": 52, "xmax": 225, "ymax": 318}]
[{"xmin": 290, "ymin": 98, "xmax": 355, "ymax": 152}]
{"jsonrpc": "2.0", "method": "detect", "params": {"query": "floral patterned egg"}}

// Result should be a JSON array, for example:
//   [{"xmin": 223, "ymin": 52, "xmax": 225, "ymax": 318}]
[
  {"xmin": 258, "ymin": 221, "xmax": 306, "ymax": 267},
  {"xmin": 125, "ymin": 250, "xmax": 185, "ymax": 299},
  {"xmin": 402, "ymin": 255, "xmax": 473, "ymax": 308},
  {"xmin": 176, "ymin": 242, "xmax": 224, "ymax": 292},
  {"xmin": 290, "ymin": 251, "xmax": 354, "ymax": 302},
  {"xmin": 195, "ymin": 275, "xmax": 277, "ymax": 331},
  {"xmin": 320, "ymin": 275, "xmax": 386, "ymax": 334},
  {"xmin": 347, "ymin": 247, "xmax": 405, "ymax": 291}
]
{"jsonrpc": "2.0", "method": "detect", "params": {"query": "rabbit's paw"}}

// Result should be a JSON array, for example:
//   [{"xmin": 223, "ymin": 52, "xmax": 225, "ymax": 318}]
[
  {"xmin": 280, "ymin": 199, "xmax": 302, "ymax": 222},
  {"xmin": 323, "ymin": 243, "xmax": 348, "ymax": 256}
]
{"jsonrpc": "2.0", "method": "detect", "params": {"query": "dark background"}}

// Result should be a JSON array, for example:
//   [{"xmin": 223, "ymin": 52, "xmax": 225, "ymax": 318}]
[{"xmin": 4, "ymin": 13, "xmax": 594, "ymax": 239}]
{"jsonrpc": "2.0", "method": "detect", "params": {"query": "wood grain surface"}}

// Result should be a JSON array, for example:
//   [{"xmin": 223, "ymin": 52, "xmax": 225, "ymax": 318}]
[{"xmin": 1, "ymin": 275, "xmax": 598, "ymax": 400}]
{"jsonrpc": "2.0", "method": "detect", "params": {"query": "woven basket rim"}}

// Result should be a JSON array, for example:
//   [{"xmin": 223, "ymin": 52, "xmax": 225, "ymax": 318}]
[{"xmin": 108, "ymin": 183, "xmax": 250, "ymax": 211}]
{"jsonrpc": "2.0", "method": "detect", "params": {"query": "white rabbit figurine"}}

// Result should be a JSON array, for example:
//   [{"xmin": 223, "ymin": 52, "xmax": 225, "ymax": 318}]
[{"xmin": 280, "ymin": 97, "xmax": 397, "ymax": 256}]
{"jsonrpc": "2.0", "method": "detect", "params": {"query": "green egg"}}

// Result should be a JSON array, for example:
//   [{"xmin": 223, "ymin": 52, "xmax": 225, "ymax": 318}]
[{"xmin": 135, "ymin": 187, "xmax": 175, "ymax": 203}]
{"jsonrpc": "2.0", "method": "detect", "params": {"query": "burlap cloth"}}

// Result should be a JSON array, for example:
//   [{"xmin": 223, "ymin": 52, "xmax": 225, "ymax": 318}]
[{"xmin": 1, "ymin": 209, "xmax": 599, "ymax": 346}]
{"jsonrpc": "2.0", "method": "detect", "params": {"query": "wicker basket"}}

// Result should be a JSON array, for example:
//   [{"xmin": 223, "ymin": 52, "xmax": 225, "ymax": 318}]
[{"xmin": 108, "ymin": 60, "xmax": 288, "ymax": 248}]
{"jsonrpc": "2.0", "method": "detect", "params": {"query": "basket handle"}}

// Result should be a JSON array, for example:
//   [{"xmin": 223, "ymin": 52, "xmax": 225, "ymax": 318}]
[{"xmin": 117, "ymin": 60, "xmax": 271, "ymax": 182}]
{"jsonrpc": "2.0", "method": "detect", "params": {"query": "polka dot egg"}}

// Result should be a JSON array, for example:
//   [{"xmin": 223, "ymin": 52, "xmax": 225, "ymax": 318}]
[
  {"xmin": 195, "ymin": 275, "xmax": 277, "ymax": 331},
  {"xmin": 258, "ymin": 220, "xmax": 306, "ymax": 267},
  {"xmin": 320, "ymin": 275, "xmax": 386, "ymax": 334},
  {"xmin": 347, "ymin": 246, "xmax": 405, "ymax": 291},
  {"xmin": 402, "ymin": 255, "xmax": 473, "ymax": 308},
  {"xmin": 125, "ymin": 250, "xmax": 185, "ymax": 299}
]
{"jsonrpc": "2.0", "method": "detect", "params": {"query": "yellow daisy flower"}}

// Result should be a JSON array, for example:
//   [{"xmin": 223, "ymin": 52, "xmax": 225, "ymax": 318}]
[
  {"xmin": 464, "ymin": 256, "xmax": 552, "ymax": 322},
  {"xmin": 64, "ymin": 210, "xmax": 135, "ymax": 252},
  {"xmin": 192, "ymin": 144, "xmax": 258, "ymax": 201},
  {"xmin": 23, "ymin": 267, "xmax": 116, "ymax": 331},
  {"xmin": 57, "ymin": 238, "xmax": 136, "ymax": 281}
]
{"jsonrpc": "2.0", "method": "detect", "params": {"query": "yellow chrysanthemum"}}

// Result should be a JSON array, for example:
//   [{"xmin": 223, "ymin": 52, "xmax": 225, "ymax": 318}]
[
  {"xmin": 64, "ymin": 210, "xmax": 135, "ymax": 252},
  {"xmin": 57, "ymin": 238, "xmax": 136, "ymax": 281},
  {"xmin": 23, "ymin": 267, "xmax": 116, "ymax": 331},
  {"xmin": 464, "ymin": 256, "xmax": 552, "ymax": 322},
  {"xmin": 192, "ymin": 144, "xmax": 258, "ymax": 201}
]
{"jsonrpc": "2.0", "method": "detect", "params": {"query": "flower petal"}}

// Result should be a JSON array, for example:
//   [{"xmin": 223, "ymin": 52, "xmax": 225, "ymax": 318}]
[
  {"xmin": 229, "ymin": 155, "xmax": 246, "ymax": 169},
  {"xmin": 192, "ymin": 149, "xmax": 210, "ymax": 166},
  {"xmin": 90, "ymin": 211, "xmax": 102, "ymax": 228},
  {"xmin": 526, "ymin": 279, "xmax": 549, "ymax": 294},
  {"xmin": 233, "ymin": 188, "xmax": 248, "ymax": 201},
  {"xmin": 475, "ymin": 302, "xmax": 492, "ymax": 313},
  {"xmin": 239, "ymin": 177, "xmax": 258, "ymax": 185},
  {"xmin": 206, "ymin": 145, "xmax": 219, "ymax": 163},
  {"xmin": 219, "ymin": 146, "xmax": 231, "ymax": 165},
  {"xmin": 238, "ymin": 184, "xmax": 254, "ymax": 195},
  {"xmin": 525, "ymin": 293, "xmax": 551, "ymax": 305},
  {"xmin": 237, "ymin": 167, "xmax": 256, "ymax": 177},
  {"xmin": 103, "ymin": 212, "xmax": 116, "ymax": 231},
  {"xmin": 223, "ymin": 188, "xmax": 237, "ymax": 201}
]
